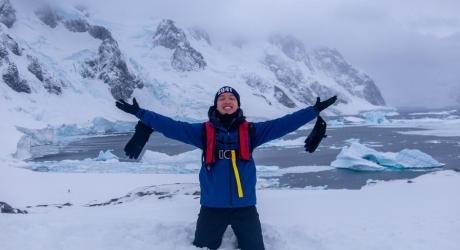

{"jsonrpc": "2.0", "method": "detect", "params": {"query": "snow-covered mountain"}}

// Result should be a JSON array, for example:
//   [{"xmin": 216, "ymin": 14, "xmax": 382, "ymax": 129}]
[{"xmin": 0, "ymin": 0, "xmax": 387, "ymax": 157}]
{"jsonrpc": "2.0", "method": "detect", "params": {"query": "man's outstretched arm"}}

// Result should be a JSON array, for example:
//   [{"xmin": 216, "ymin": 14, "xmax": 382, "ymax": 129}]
[
  {"xmin": 116, "ymin": 98, "xmax": 204, "ymax": 149},
  {"xmin": 252, "ymin": 96, "xmax": 337, "ymax": 148}
]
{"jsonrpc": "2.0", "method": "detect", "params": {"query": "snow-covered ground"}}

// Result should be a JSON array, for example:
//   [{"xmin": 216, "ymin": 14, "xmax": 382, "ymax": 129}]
[
  {"xmin": 1, "ymin": 162, "xmax": 459, "ymax": 250},
  {"xmin": 2, "ymin": 111, "xmax": 459, "ymax": 250}
]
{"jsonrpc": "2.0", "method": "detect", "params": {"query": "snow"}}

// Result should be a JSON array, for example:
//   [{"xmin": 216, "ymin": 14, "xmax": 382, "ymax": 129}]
[
  {"xmin": 1, "ymin": 162, "xmax": 459, "ymax": 250},
  {"xmin": 331, "ymin": 139, "xmax": 444, "ymax": 171}
]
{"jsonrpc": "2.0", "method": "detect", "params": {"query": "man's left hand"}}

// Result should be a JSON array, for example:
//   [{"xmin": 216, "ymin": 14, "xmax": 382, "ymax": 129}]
[
  {"xmin": 116, "ymin": 98, "xmax": 140, "ymax": 116},
  {"xmin": 314, "ymin": 96, "xmax": 337, "ymax": 112}
]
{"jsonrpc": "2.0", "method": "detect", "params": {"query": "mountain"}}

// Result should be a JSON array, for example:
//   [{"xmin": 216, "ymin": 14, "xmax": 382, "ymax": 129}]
[{"xmin": 0, "ymin": 0, "xmax": 387, "ymax": 157}]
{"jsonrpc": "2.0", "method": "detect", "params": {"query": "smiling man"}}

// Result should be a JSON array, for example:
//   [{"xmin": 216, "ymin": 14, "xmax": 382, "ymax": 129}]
[{"xmin": 116, "ymin": 86, "xmax": 337, "ymax": 250}]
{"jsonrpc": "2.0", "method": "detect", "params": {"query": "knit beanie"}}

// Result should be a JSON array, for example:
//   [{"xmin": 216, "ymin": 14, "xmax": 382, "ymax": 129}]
[{"xmin": 213, "ymin": 86, "xmax": 241, "ymax": 107}]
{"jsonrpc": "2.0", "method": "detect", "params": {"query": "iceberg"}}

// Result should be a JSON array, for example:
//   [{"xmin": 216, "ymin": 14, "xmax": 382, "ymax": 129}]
[
  {"xmin": 95, "ymin": 150, "xmax": 119, "ymax": 161},
  {"xmin": 360, "ymin": 110, "xmax": 398, "ymax": 125},
  {"xmin": 331, "ymin": 139, "xmax": 444, "ymax": 171}
]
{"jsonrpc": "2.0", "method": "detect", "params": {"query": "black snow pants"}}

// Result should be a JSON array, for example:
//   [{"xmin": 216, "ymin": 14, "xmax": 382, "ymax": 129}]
[{"xmin": 192, "ymin": 205, "xmax": 265, "ymax": 250}]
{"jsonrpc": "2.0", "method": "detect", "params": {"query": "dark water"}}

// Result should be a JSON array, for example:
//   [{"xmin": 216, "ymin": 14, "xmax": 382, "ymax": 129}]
[{"xmin": 30, "ymin": 121, "xmax": 460, "ymax": 189}]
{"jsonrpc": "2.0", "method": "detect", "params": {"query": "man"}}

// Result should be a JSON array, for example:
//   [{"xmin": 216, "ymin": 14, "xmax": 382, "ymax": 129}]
[{"xmin": 116, "ymin": 86, "xmax": 337, "ymax": 250}]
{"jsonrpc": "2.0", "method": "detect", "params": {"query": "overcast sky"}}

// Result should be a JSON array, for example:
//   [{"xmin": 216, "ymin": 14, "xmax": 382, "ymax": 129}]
[{"xmin": 79, "ymin": 0, "xmax": 460, "ymax": 108}]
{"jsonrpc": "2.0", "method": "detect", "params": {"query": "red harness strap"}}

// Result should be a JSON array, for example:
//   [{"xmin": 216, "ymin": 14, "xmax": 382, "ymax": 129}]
[
  {"xmin": 238, "ymin": 121, "xmax": 250, "ymax": 161},
  {"xmin": 204, "ymin": 121, "xmax": 251, "ymax": 166},
  {"xmin": 204, "ymin": 122, "xmax": 216, "ymax": 165}
]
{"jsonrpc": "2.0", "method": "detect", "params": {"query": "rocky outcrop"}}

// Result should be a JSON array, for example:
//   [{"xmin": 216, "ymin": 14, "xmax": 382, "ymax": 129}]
[
  {"xmin": 274, "ymin": 86, "xmax": 296, "ymax": 108},
  {"xmin": 85, "ymin": 183, "xmax": 200, "ymax": 207},
  {"xmin": 33, "ymin": 5, "xmax": 140, "ymax": 99},
  {"xmin": 264, "ymin": 35, "xmax": 386, "ymax": 108},
  {"xmin": 63, "ymin": 18, "xmax": 90, "ymax": 32},
  {"xmin": 88, "ymin": 25, "xmax": 112, "ymax": 40},
  {"xmin": 0, "ymin": 201, "xmax": 27, "ymax": 214},
  {"xmin": 243, "ymin": 73, "xmax": 297, "ymax": 108},
  {"xmin": 2, "ymin": 63, "xmax": 30, "ymax": 93},
  {"xmin": 264, "ymin": 54, "xmax": 316, "ymax": 103},
  {"xmin": 153, "ymin": 19, "xmax": 206, "ymax": 72},
  {"xmin": 27, "ymin": 56, "xmax": 62, "ymax": 94},
  {"xmin": 0, "ymin": 42, "xmax": 7, "ymax": 59},
  {"xmin": 153, "ymin": 19, "xmax": 188, "ymax": 49},
  {"xmin": 243, "ymin": 73, "xmax": 273, "ymax": 106},
  {"xmin": 313, "ymin": 47, "xmax": 385, "ymax": 106},
  {"xmin": 171, "ymin": 44, "xmax": 206, "ymax": 71},
  {"xmin": 0, "ymin": 25, "xmax": 65, "ymax": 94},
  {"xmin": 1, "ymin": 32, "xmax": 22, "ymax": 55},
  {"xmin": 0, "ymin": 0, "xmax": 16, "ymax": 28},
  {"xmin": 82, "ymin": 38, "xmax": 143, "ymax": 100},
  {"xmin": 35, "ymin": 5, "xmax": 59, "ymax": 28}
]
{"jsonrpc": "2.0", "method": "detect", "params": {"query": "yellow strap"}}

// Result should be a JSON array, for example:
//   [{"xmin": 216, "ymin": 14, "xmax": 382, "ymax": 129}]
[{"xmin": 230, "ymin": 150, "xmax": 244, "ymax": 198}]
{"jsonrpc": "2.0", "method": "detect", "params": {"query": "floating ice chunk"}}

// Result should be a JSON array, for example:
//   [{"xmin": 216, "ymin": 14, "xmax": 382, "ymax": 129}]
[
  {"xmin": 95, "ymin": 150, "xmax": 119, "ymax": 161},
  {"xmin": 395, "ymin": 149, "xmax": 444, "ymax": 169},
  {"xmin": 360, "ymin": 110, "xmax": 397, "ymax": 125},
  {"xmin": 331, "ymin": 139, "xmax": 444, "ymax": 171}
]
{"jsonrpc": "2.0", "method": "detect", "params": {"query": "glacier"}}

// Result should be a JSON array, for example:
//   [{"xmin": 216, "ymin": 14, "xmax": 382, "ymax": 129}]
[{"xmin": 14, "ymin": 117, "xmax": 135, "ymax": 160}]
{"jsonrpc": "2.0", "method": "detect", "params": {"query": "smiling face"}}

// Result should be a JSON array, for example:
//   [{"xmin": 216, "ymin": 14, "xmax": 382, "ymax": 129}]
[{"xmin": 216, "ymin": 92, "xmax": 239, "ymax": 115}]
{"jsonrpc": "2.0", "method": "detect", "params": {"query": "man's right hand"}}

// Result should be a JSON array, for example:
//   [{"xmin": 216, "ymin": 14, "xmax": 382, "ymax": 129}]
[{"xmin": 116, "ymin": 98, "xmax": 140, "ymax": 116}]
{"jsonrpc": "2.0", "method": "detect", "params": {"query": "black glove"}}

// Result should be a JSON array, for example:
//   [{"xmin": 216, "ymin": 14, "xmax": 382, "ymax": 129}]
[
  {"xmin": 116, "ymin": 98, "xmax": 140, "ymax": 116},
  {"xmin": 124, "ymin": 121, "xmax": 154, "ymax": 159},
  {"xmin": 304, "ymin": 116, "xmax": 327, "ymax": 153},
  {"xmin": 314, "ymin": 96, "xmax": 337, "ymax": 113}
]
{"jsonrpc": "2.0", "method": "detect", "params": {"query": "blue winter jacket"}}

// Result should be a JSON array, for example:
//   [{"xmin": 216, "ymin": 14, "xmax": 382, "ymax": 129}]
[{"xmin": 136, "ymin": 107, "xmax": 318, "ymax": 208}]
